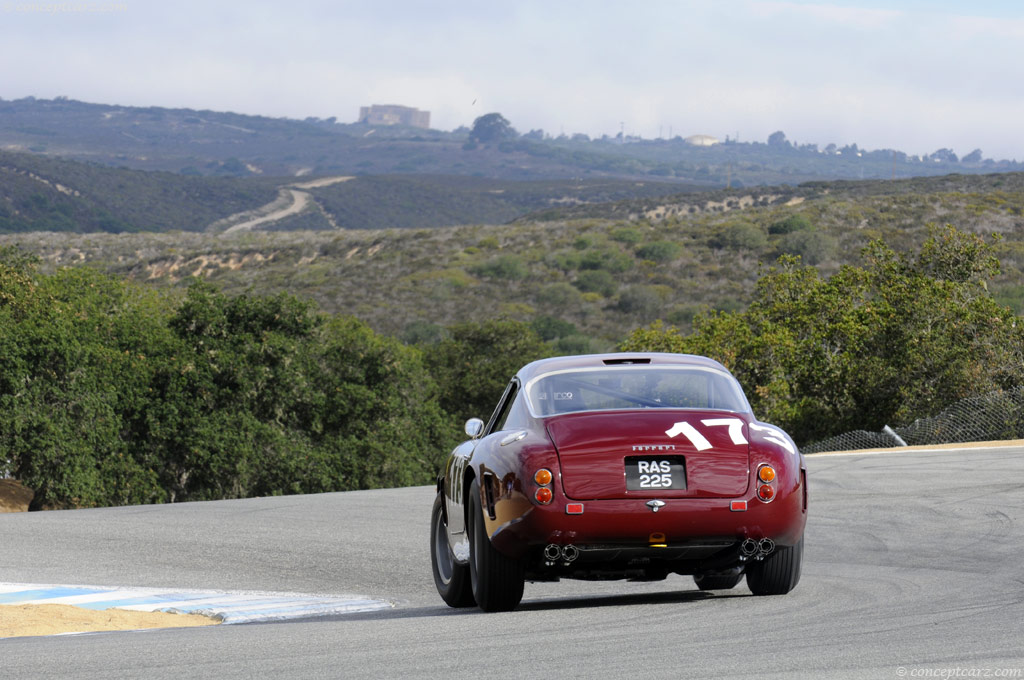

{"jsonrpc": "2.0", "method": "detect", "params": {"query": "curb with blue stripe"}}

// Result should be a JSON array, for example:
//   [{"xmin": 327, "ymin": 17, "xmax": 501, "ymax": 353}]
[{"xmin": 0, "ymin": 583, "xmax": 392, "ymax": 624}]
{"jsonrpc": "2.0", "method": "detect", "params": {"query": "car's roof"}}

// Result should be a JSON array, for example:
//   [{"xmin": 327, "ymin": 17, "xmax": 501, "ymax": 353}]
[{"xmin": 516, "ymin": 352, "xmax": 732, "ymax": 384}]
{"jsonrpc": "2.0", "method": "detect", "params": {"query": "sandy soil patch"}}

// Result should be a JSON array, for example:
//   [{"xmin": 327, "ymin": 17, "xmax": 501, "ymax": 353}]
[
  {"xmin": 0, "ymin": 604, "xmax": 219, "ymax": 639},
  {"xmin": 813, "ymin": 438, "xmax": 1024, "ymax": 456},
  {"xmin": 1, "ymin": 482, "xmax": 220, "ymax": 637},
  {"xmin": 0, "ymin": 479, "xmax": 32, "ymax": 512}
]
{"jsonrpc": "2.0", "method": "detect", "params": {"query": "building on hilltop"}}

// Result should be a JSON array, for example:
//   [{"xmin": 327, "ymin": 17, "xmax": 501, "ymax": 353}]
[
  {"xmin": 684, "ymin": 134, "xmax": 720, "ymax": 147},
  {"xmin": 357, "ymin": 104, "xmax": 430, "ymax": 129}
]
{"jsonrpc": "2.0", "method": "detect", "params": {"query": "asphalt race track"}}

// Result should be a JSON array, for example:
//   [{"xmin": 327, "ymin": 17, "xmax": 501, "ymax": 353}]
[{"xmin": 2, "ymin": 446, "xmax": 1023, "ymax": 679}]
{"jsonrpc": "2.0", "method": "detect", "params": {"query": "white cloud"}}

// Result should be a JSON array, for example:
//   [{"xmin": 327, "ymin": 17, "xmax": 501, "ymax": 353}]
[{"xmin": 748, "ymin": 0, "xmax": 904, "ymax": 29}]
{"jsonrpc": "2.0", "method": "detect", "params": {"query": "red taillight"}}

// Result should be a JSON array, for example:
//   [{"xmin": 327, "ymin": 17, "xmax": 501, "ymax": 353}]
[
  {"xmin": 535, "ymin": 487, "xmax": 553, "ymax": 504},
  {"xmin": 757, "ymin": 484, "xmax": 775, "ymax": 502}
]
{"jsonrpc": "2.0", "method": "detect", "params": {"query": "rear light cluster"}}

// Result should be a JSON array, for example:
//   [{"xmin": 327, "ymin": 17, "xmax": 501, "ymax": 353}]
[
  {"xmin": 756, "ymin": 464, "xmax": 776, "ymax": 503},
  {"xmin": 534, "ymin": 468, "xmax": 553, "ymax": 504}
]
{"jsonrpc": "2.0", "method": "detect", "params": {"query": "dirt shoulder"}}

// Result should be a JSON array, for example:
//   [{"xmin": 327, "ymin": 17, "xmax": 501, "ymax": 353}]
[
  {"xmin": 811, "ymin": 438, "xmax": 1024, "ymax": 456},
  {"xmin": 0, "ymin": 604, "xmax": 219, "ymax": 639},
  {"xmin": 0, "ymin": 479, "xmax": 32, "ymax": 512},
  {"xmin": 2, "ymin": 480, "xmax": 219, "ymax": 638}
]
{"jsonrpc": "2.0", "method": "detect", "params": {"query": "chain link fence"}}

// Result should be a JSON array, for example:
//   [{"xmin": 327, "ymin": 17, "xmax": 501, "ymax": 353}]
[{"xmin": 802, "ymin": 386, "xmax": 1024, "ymax": 453}]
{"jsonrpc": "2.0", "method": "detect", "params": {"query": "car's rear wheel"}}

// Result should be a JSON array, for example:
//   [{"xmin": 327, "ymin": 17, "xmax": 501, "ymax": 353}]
[
  {"xmin": 746, "ymin": 536, "xmax": 803, "ymax": 595},
  {"xmin": 693, "ymin": 571, "xmax": 743, "ymax": 591},
  {"xmin": 467, "ymin": 478, "xmax": 524, "ymax": 612},
  {"xmin": 431, "ymin": 491, "xmax": 474, "ymax": 607}
]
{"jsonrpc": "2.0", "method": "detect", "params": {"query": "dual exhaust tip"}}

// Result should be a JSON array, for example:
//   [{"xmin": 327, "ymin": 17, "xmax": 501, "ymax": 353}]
[
  {"xmin": 544, "ymin": 538, "xmax": 773, "ymax": 564},
  {"xmin": 740, "ymin": 537, "xmax": 775, "ymax": 558},
  {"xmin": 544, "ymin": 543, "xmax": 579, "ymax": 563}
]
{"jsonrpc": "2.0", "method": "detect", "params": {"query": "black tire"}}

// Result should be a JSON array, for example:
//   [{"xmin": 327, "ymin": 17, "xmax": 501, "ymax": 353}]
[
  {"xmin": 746, "ymin": 537, "xmax": 803, "ymax": 596},
  {"xmin": 467, "ymin": 479, "xmax": 524, "ymax": 612},
  {"xmin": 693, "ymin": 571, "xmax": 743, "ymax": 591},
  {"xmin": 431, "ymin": 492, "xmax": 474, "ymax": 607}
]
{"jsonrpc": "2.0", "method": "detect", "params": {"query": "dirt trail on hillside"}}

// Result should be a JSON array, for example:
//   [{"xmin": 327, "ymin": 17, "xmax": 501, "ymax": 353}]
[
  {"xmin": 217, "ymin": 175, "xmax": 353, "ymax": 235},
  {"xmin": 292, "ymin": 176, "xmax": 354, "ymax": 190},
  {"xmin": 222, "ymin": 189, "xmax": 311, "ymax": 234}
]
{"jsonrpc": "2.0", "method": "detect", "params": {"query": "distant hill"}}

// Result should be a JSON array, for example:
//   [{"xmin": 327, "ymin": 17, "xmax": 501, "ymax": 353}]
[
  {"xmin": 3, "ymin": 96, "xmax": 1021, "ymax": 186},
  {"xmin": 6, "ymin": 171, "xmax": 1023, "ymax": 347},
  {"xmin": 517, "ymin": 171, "xmax": 1024, "ymax": 223},
  {"xmin": 293, "ymin": 175, "xmax": 707, "ymax": 231},
  {"xmin": 0, "ymin": 150, "xmax": 279, "ymax": 233},
  {"xmin": 0, "ymin": 149, "xmax": 699, "ymax": 233}
]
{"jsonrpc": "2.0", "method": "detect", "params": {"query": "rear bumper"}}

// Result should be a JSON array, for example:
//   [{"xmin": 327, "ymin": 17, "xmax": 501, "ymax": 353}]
[{"xmin": 490, "ymin": 485, "xmax": 806, "ymax": 559}]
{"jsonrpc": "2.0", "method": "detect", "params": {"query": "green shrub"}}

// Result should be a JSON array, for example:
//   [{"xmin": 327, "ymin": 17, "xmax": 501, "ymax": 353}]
[
  {"xmin": 616, "ymin": 285, "xmax": 666, "ymax": 317},
  {"xmin": 580, "ymin": 247, "xmax": 634, "ymax": 273},
  {"xmin": 425, "ymin": 318, "xmax": 548, "ymax": 425},
  {"xmin": 531, "ymin": 315, "xmax": 578, "ymax": 341},
  {"xmin": 552, "ymin": 334, "xmax": 606, "ymax": 355},
  {"xmin": 548, "ymin": 251, "xmax": 582, "ymax": 271},
  {"xmin": 776, "ymin": 230, "xmax": 837, "ymax": 265},
  {"xmin": 635, "ymin": 240, "xmax": 681, "ymax": 263},
  {"xmin": 769, "ymin": 214, "xmax": 813, "ymax": 234},
  {"xmin": 469, "ymin": 254, "xmax": 529, "ymax": 280},
  {"xmin": 401, "ymin": 320, "xmax": 445, "ymax": 345},
  {"xmin": 665, "ymin": 304, "xmax": 703, "ymax": 328},
  {"xmin": 536, "ymin": 282, "xmax": 582, "ymax": 306},
  {"xmin": 573, "ymin": 270, "xmax": 618, "ymax": 297},
  {"xmin": 709, "ymin": 221, "xmax": 768, "ymax": 251},
  {"xmin": 611, "ymin": 227, "xmax": 643, "ymax": 244}
]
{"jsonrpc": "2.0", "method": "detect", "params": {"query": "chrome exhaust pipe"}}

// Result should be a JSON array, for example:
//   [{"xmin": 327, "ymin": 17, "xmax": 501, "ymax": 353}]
[
  {"xmin": 561, "ymin": 544, "xmax": 579, "ymax": 563},
  {"xmin": 543, "ymin": 544, "xmax": 562, "ymax": 561},
  {"xmin": 740, "ymin": 538, "xmax": 758, "ymax": 556},
  {"xmin": 758, "ymin": 538, "xmax": 775, "ymax": 556}
]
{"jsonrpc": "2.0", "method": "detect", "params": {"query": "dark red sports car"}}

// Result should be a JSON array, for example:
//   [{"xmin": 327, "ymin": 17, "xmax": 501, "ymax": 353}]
[{"xmin": 431, "ymin": 352, "xmax": 807, "ymax": 611}]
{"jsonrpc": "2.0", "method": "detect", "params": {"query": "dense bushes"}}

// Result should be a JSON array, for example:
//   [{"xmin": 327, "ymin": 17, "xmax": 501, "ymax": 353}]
[
  {"xmin": 0, "ymin": 256, "xmax": 465, "ymax": 509},
  {"xmin": 4, "ymin": 223, "xmax": 1024, "ymax": 507},
  {"xmin": 621, "ymin": 226, "xmax": 1024, "ymax": 445},
  {"xmin": 425, "ymin": 318, "xmax": 548, "ymax": 425},
  {"xmin": 0, "ymin": 251, "xmax": 556, "ymax": 509},
  {"xmin": 635, "ymin": 240, "xmax": 681, "ymax": 262}
]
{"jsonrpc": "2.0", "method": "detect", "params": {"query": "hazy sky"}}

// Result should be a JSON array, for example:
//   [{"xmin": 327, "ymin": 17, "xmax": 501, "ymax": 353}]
[{"xmin": 3, "ymin": 0, "xmax": 1023, "ymax": 159}]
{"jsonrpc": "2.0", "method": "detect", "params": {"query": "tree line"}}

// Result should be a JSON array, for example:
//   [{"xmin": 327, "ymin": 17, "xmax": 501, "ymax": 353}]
[
  {"xmin": 622, "ymin": 225, "xmax": 1024, "ymax": 443},
  {"xmin": 0, "ymin": 248, "xmax": 549, "ymax": 509},
  {"xmin": 2, "ymin": 225, "xmax": 1021, "ymax": 509}
]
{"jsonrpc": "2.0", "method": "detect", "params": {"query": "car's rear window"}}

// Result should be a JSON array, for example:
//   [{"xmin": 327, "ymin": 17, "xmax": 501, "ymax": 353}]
[{"xmin": 525, "ymin": 366, "xmax": 749, "ymax": 417}]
